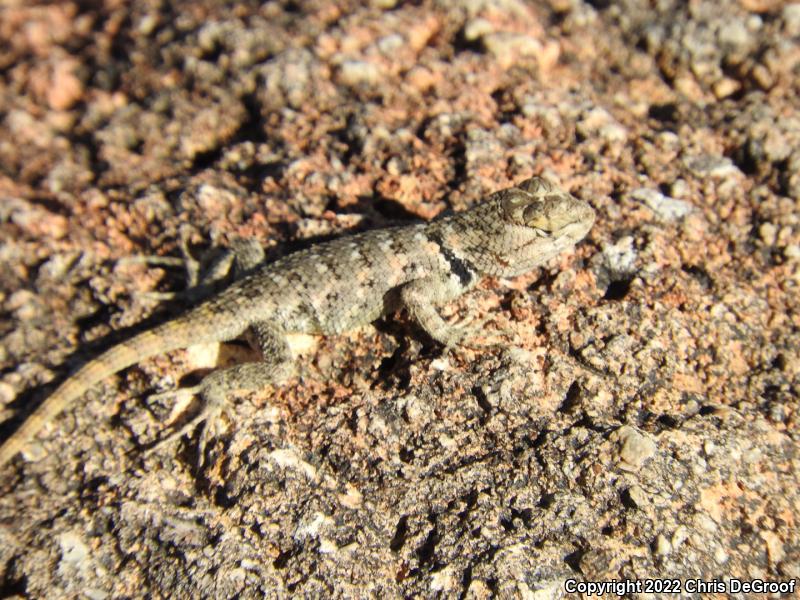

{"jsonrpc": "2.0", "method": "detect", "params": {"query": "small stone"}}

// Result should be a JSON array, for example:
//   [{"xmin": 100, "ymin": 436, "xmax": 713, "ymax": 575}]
[
  {"xmin": 483, "ymin": 33, "xmax": 542, "ymax": 70},
  {"xmin": 196, "ymin": 184, "xmax": 235, "ymax": 216},
  {"xmin": 0, "ymin": 381, "xmax": 15, "ymax": 405},
  {"xmin": 685, "ymin": 155, "xmax": 742, "ymax": 179},
  {"xmin": 338, "ymin": 484, "xmax": 363, "ymax": 509},
  {"xmin": 655, "ymin": 534, "xmax": 672, "ymax": 556},
  {"xmin": 406, "ymin": 66, "xmax": 435, "ymax": 91},
  {"xmin": 318, "ymin": 538, "xmax": 337, "ymax": 553},
  {"xmin": 465, "ymin": 129, "xmax": 504, "ymax": 169},
  {"xmin": 601, "ymin": 236, "xmax": 638, "ymax": 276},
  {"xmin": 136, "ymin": 13, "xmax": 158, "ymax": 35},
  {"xmin": 670, "ymin": 178, "xmax": 690, "ymax": 198},
  {"xmin": 783, "ymin": 3, "xmax": 800, "ymax": 37},
  {"xmin": 463, "ymin": 18, "xmax": 493, "ymax": 42},
  {"xmin": 695, "ymin": 512, "xmax": 718, "ymax": 533},
  {"xmin": 751, "ymin": 64, "xmax": 774, "ymax": 89},
  {"xmin": 521, "ymin": 100, "xmax": 563, "ymax": 130},
  {"xmin": 762, "ymin": 129, "xmax": 792, "ymax": 163},
  {"xmin": 712, "ymin": 77, "xmax": 740, "ymax": 99},
  {"xmin": 613, "ymin": 425, "xmax": 657, "ymax": 471},
  {"xmin": 6, "ymin": 289, "xmax": 36, "ymax": 312},
  {"xmin": 48, "ymin": 58, "xmax": 84, "ymax": 111},
  {"xmin": 577, "ymin": 107, "xmax": 627, "ymax": 142},
  {"xmin": 377, "ymin": 34, "xmax": 404, "ymax": 55},
  {"xmin": 784, "ymin": 244, "xmax": 800, "ymax": 260},
  {"xmin": 759, "ymin": 222, "xmax": 777, "ymax": 246},
  {"xmin": 465, "ymin": 579, "xmax": 492, "ymax": 599},
  {"xmin": 57, "ymin": 531, "xmax": 90, "ymax": 575},
  {"xmin": 762, "ymin": 530, "xmax": 786, "ymax": 564},
  {"xmin": 671, "ymin": 526, "xmax": 690, "ymax": 549},
  {"xmin": 631, "ymin": 188, "xmax": 694, "ymax": 221},
  {"xmin": 430, "ymin": 566, "xmax": 457, "ymax": 592},
  {"xmin": 268, "ymin": 448, "xmax": 318, "ymax": 480},
  {"xmin": 402, "ymin": 397, "xmax": 426, "ymax": 426},
  {"xmin": 599, "ymin": 122, "xmax": 628, "ymax": 143},
  {"xmin": 548, "ymin": 0, "xmax": 575, "ymax": 12},
  {"xmin": 703, "ymin": 440, "xmax": 717, "ymax": 456},
  {"xmin": 718, "ymin": 19, "xmax": 753, "ymax": 54},
  {"xmin": 337, "ymin": 60, "xmax": 383, "ymax": 87},
  {"xmin": 654, "ymin": 133, "xmax": 680, "ymax": 154},
  {"xmin": 626, "ymin": 484, "xmax": 649, "ymax": 508},
  {"xmin": 746, "ymin": 15, "xmax": 763, "ymax": 31},
  {"xmin": 20, "ymin": 440, "xmax": 47, "ymax": 462}
]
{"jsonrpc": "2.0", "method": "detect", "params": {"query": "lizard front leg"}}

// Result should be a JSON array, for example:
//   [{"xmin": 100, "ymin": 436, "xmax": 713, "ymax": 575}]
[{"xmin": 399, "ymin": 276, "xmax": 492, "ymax": 348}]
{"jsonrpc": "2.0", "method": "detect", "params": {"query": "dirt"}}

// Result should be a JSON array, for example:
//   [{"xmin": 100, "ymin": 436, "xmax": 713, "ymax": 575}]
[{"xmin": 0, "ymin": 0, "xmax": 798, "ymax": 598}]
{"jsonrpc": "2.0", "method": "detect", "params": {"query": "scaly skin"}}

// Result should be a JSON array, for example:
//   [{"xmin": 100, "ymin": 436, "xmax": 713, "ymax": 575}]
[{"xmin": 0, "ymin": 177, "xmax": 595, "ymax": 471}]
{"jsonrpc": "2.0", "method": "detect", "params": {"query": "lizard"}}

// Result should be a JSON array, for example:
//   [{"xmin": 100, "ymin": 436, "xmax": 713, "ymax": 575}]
[{"xmin": 0, "ymin": 176, "xmax": 595, "ymax": 470}]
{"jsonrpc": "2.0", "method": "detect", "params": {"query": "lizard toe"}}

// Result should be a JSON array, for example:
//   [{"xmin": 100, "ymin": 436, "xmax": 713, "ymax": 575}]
[{"xmin": 143, "ymin": 383, "xmax": 228, "ymax": 468}]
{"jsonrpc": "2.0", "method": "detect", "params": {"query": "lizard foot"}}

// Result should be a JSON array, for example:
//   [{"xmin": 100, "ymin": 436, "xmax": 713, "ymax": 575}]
[
  {"xmin": 118, "ymin": 255, "xmax": 189, "ymax": 302},
  {"xmin": 144, "ymin": 384, "xmax": 228, "ymax": 469},
  {"xmin": 442, "ymin": 313, "xmax": 511, "ymax": 350},
  {"xmin": 122, "ymin": 226, "xmax": 237, "ymax": 304}
]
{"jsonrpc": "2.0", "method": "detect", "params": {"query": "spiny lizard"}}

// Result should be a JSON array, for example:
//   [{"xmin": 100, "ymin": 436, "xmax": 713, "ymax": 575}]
[{"xmin": 0, "ymin": 177, "xmax": 595, "ymax": 470}]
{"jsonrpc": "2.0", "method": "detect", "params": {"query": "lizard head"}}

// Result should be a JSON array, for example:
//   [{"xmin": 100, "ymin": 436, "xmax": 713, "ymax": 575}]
[
  {"xmin": 433, "ymin": 177, "xmax": 595, "ymax": 278},
  {"xmin": 466, "ymin": 177, "xmax": 596, "ymax": 277},
  {"xmin": 500, "ymin": 177, "xmax": 595, "ymax": 238}
]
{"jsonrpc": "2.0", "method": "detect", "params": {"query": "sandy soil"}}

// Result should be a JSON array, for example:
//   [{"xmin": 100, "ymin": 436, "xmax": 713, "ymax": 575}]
[{"xmin": 0, "ymin": 0, "xmax": 798, "ymax": 598}]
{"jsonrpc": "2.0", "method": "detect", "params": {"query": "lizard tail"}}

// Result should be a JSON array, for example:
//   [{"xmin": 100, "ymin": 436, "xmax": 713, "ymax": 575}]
[{"xmin": 0, "ymin": 306, "xmax": 236, "ymax": 469}]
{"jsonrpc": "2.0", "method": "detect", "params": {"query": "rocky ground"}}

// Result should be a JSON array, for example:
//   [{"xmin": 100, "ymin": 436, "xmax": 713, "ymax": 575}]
[{"xmin": 0, "ymin": 0, "xmax": 798, "ymax": 598}]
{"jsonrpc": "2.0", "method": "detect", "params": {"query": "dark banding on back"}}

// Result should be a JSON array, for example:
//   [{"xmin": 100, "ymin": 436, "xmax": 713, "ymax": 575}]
[{"xmin": 428, "ymin": 232, "xmax": 476, "ymax": 287}]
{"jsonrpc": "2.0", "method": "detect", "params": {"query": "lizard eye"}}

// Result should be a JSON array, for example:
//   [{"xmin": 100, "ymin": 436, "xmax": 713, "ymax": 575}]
[
  {"xmin": 523, "ymin": 203, "xmax": 551, "ymax": 230},
  {"xmin": 525, "ymin": 200, "xmax": 568, "ymax": 235}
]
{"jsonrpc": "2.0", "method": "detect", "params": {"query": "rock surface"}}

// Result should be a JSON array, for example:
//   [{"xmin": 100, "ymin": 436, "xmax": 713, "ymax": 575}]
[{"xmin": 0, "ymin": 0, "xmax": 798, "ymax": 598}]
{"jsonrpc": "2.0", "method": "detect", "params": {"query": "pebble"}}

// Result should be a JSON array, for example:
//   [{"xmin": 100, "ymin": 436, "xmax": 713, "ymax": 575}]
[
  {"xmin": 337, "ymin": 60, "xmax": 383, "ymax": 87},
  {"xmin": 577, "ymin": 107, "xmax": 628, "ymax": 143},
  {"xmin": 655, "ymin": 533, "xmax": 672, "ymax": 556},
  {"xmin": 784, "ymin": 244, "xmax": 800, "ymax": 260},
  {"xmin": 0, "ymin": 381, "xmax": 15, "ymax": 405},
  {"xmin": 783, "ymin": 3, "xmax": 800, "ymax": 37},
  {"xmin": 631, "ymin": 188, "xmax": 694, "ymax": 221},
  {"xmin": 601, "ymin": 236, "xmax": 638, "ymax": 276},
  {"xmin": 463, "ymin": 18, "xmax": 493, "ymax": 42},
  {"xmin": 684, "ymin": 155, "xmax": 742, "ymax": 179},
  {"xmin": 626, "ymin": 484, "xmax": 649, "ymax": 508},
  {"xmin": 759, "ymin": 222, "xmax": 777, "ymax": 246},
  {"xmin": 482, "ymin": 33, "xmax": 542, "ymax": 69},
  {"xmin": 613, "ymin": 425, "xmax": 657, "ymax": 471}
]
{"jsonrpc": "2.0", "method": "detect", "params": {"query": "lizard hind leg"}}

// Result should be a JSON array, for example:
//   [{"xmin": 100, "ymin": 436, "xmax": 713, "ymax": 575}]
[{"xmin": 144, "ymin": 321, "xmax": 293, "ymax": 467}]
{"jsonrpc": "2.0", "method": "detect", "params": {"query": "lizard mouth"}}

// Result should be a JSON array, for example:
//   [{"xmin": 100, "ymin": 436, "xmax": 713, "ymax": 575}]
[
  {"xmin": 513, "ymin": 214, "xmax": 595, "ymax": 255},
  {"xmin": 524, "ymin": 198, "xmax": 595, "ymax": 234}
]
